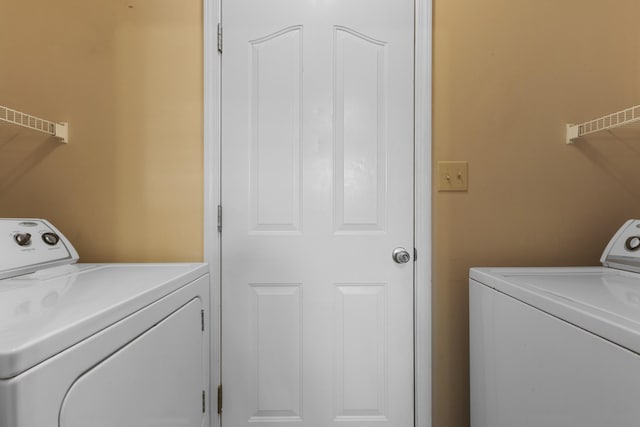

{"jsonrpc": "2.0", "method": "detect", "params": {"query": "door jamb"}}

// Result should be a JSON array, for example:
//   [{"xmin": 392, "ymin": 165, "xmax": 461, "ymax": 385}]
[
  {"xmin": 413, "ymin": 0, "xmax": 433, "ymax": 425},
  {"xmin": 203, "ymin": 1, "xmax": 221, "ymax": 426},
  {"xmin": 203, "ymin": 1, "xmax": 432, "ymax": 425}
]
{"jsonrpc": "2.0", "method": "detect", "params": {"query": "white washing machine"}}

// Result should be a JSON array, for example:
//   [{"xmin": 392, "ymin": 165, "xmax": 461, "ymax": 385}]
[
  {"xmin": 0, "ymin": 219, "xmax": 210, "ymax": 427},
  {"xmin": 470, "ymin": 219, "xmax": 640, "ymax": 427}
]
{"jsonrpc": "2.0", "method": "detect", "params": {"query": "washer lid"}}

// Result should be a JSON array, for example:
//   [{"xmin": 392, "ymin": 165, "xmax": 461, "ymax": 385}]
[
  {"xmin": 0, "ymin": 262, "xmax": 208, "ymax": 379},
  {"xmin": 471, "ymin": 266, "xmax": 640, "ymax": 355}
]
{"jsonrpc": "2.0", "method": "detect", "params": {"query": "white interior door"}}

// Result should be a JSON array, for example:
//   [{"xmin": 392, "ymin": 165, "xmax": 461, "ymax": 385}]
[{"xmin": 221, "ymin": 1, "xmax": 415, "ymax": 426}]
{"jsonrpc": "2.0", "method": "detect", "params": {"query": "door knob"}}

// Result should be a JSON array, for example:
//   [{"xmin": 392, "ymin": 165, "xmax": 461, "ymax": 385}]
[{"xmin": 392, "ymin": 247, "xmax": 411, "ymax": 264}]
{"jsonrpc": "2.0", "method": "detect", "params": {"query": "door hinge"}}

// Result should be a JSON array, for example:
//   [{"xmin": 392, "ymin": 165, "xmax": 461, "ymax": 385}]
[
  {"xmin": 201, "ymin": 309, "xmax": 205, "ymax": 331},
  {"xmin": 217, "ymin": 204, "xmax": 222, "ymax": 232},
  {"xmin": 217, "ymin": 23, "xmax": 222, "ymax": 54},
  {"xmin": 217, "ymin": 384, "xmax": 223, "ymax": 414},
  {"xmin": 202, "ymin": 390, "xmax": 206, "ymax": 413},
  {"xmin": 414, "ymin": 248, "xmax": 418, "ymax": 262}
]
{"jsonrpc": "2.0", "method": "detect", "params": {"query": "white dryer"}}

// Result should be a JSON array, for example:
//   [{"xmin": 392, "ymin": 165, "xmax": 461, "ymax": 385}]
[
  {"xmin": 470, "ymin": 219, "xmax": 640, "ymax": 427},
  {"xmin": 0, "ymin": 219, "xmax": 210, "ymax": 427}
]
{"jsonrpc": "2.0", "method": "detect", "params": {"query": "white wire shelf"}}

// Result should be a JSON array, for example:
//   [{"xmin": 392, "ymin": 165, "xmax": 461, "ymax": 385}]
[
  {"xmin": 566, "ymin": 105, "xmax": 640, "ymax": 144},
  {"xmin": 0, "ymin": 104, "xmax": 68, "ymax": 143}
]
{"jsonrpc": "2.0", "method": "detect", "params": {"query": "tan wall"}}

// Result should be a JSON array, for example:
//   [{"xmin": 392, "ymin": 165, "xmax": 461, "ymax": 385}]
[
  {"xmin": 0, "ymin": 0, "xmax": 203, "ymax": 262},
  {"xmin": 433, "ymin": 0, "xmax": 640, "ymax": 426}
]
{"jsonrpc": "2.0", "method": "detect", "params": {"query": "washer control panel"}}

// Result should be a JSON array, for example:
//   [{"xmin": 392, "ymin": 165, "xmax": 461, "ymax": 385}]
[
  {"xmin": 0, "ymin": 219, "xmax": 79, "ymax": 280},
  {"xmin": 601, "ymin": 219, "xmax": 640, "ymax": 273}
]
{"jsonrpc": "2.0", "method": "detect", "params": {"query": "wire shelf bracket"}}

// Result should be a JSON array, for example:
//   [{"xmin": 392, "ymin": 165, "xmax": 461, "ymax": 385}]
[
  {"xmin": 566, "ymin": 105, "xmax": 640, "ymax": 144},
  {"xmin": 0, "ymin": 104, "xmax": 69, "ymax": 143}
]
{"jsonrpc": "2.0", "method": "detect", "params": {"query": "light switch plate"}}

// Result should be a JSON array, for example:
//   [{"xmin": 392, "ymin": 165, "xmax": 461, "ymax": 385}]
[{"xmin": 438, "ymin": 161, "xmax": 468, "ymax": 192}]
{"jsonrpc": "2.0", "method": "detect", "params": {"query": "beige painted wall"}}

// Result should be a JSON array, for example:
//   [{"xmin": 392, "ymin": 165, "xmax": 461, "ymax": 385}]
[
  {"xmin": 0, "ymin": 0, "xmax": 203, "ymax": 262},
  {"xmin": 433, "ymin": 0, "xmax": 640, "ymax": 426},
  {"xmin": 3, "ymin": 1, "xmax": 640, "ymax": 426}
]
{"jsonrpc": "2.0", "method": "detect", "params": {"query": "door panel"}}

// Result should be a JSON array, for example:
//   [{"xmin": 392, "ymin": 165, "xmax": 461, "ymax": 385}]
[
  {"xmin": 248, "ymin": 284, "xmax": 302, "ymax": 421},
  {"xmin": 249, "ymin": 26, "xmax": 303, "ymax": 233},
  {"xmin": 334, "ymin": 283, "xmax": 387, "ymax": 420},
  {"xmin": 221, "ymin": 1, "xmax": 414, "ymax": 426},
  {"xmin": 334, "ymin": 27, "xmax": 387, "ymax": 232}
]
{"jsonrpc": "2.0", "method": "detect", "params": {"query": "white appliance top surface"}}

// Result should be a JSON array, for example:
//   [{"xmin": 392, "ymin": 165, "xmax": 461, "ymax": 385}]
[
  {"xmin": 471, "ymin": 266, "xmax": 640, "ymax": 354},
  {"xmin": 0, "ymin": 262, "xmax": 207, "ymax": 379}
]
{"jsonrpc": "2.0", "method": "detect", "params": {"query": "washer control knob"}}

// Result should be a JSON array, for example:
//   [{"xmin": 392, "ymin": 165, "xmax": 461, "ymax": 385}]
[
  {"xmin": 14, "ymin": 233, "xmax": 32, "ymax": 246},
  {"xmin": 625, "ymin": 236, "xmax": 640, "ymax": 251},
  {"xmin": 42, "ymin": 232, "xmax": 60, "ymax": 246}
]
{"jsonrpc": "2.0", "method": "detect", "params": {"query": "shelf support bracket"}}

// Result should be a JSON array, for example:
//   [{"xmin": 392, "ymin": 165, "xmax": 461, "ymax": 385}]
[
  {"xmin": 566, "ymin": 124, "xmax": 579, "ymax": 144},
  {"xmin": 55, "ymin": 122, "xmax": 69, "ymax": 143}
]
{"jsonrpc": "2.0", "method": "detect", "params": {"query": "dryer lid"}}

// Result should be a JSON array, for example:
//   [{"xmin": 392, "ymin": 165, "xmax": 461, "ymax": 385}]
[
  {"xmin": 0, "ymin": 263, "xmax": 208, "ymax": 379},
  {"xmin": 471, "ymin": 266, "xmax": 640, "ymax": 355}
]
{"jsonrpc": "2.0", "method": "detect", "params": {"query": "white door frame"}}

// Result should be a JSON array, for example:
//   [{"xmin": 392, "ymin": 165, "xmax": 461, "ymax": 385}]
[{"xmin": 203, "ymin": 1, "xmax": 432, "ymax": 425}]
